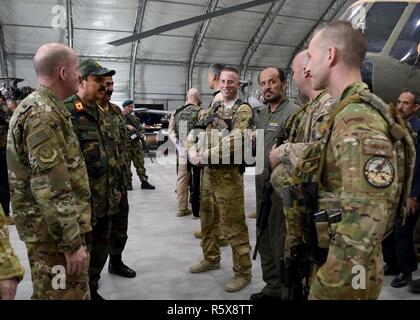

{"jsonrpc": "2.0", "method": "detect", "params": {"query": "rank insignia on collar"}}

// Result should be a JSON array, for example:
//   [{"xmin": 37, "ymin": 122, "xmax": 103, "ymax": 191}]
[
  {"xmin": 364, "ymin": 156, "xmax": 394, "ymax": 188},
  {"xmin": 75, "ymin": 101, "xmax": 84, "ymax": 112}
]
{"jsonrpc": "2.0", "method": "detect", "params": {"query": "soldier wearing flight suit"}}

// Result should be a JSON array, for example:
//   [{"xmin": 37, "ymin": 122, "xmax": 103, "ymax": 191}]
[
  {"xmin": 188, "ymin": 67, "xmax": 253, "ymax": 293},
  {"xmin": 99, "ymin": 76, "xmax": 136, "ymax": 278},
  {"xmin": 123, "ymin": 99, "xmax": 155, "ymax": 190},
  {"xmin": 250, "ymin": 67, "xmax": 298, "ymax": 300},
  {"xmin": 382, "ymin": 90, "xmax": 420, "ymax": 289},
  {"xmin": 65, "ymin": 59, "xmax": 120, "ymax": 300},
  {"xmin": 7, "ymin": 43, "xmax": 91, "ymax": 299},
  {"xmin": 299, "ymin": 21, "xmax": 413, "ymax": 299}
]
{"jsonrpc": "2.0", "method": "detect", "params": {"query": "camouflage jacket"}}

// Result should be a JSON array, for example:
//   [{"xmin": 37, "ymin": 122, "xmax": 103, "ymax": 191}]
[
  {"xmin": 188, "ymin": 98, "xmax": 253, "ymax": 165},
  {"xmin": 105, "ymin": 102, "xmax": 129, "ymax": 191},
  {"xmin": 65, "ymin": 95, "xmax": 121, "ymax": 219},
  {"xmin": 7, "ymin": 86, "xmax": 92, "ymax": 253},
  {"xmin": 0, "ymin": 205, "xmax": 24, "ymax": 282},
  {"xmin": 125, "ymin": 113, "xmax": 145, "ymax": 135},
  {"xmin": 168, "ymin": 103, "xmax": 205, "ymax": 147},
  {"xmin": 301, "ymin": 82, "xmax": 408, "ymax": 299},
  {"xmin": 0, "ymin": 104, "xmax": 12, "ymax": 150},
  {"xmin": 273, "ymin": 91, "xmax": 334, "ymax": 170}
]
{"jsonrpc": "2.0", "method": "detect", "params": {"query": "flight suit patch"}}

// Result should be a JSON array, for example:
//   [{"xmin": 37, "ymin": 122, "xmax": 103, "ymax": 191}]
[
  {"xmin": 38, "ymin": 145, "xmax": 58, "ymax": 163},
  {"xmin": 364, "ymin": 156, "xmax": 394, "ymax": 188},
  {"xmin": 267, "ymin": 121, "xmax": 280, "ymax": 131}
]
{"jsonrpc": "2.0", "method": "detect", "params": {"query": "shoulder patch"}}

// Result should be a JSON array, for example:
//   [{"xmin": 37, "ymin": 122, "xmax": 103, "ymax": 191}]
[
  {"xmin": 38, "ymin": 144, "xmax": 58, "ymax": 163},
  {"xmin": 364, "ymin": 156, "xmax": 394, "ymax": 188},
  {"xmin": 75, "ymin": 101, "xmax": 84, "ymax": 112},
  {"xmin": 27, "ymin": 129, "xmax": 49, "ymax": 149},
  {"xmin": 362, "ymin": 137, "xmax": 393, "ymax": 158}
]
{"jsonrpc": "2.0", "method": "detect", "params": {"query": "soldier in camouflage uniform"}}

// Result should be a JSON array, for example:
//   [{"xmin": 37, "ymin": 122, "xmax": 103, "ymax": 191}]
[
  {"xmin": 7, "ymin": 43, "xmax": 91, "ymax": 299},
  {"xmin": 64, "ymin": 59, "xmax": 120, "ymax": 300},
  {"xmin": 269, "ymin": 51, "xmax": 334, "ymax": 270},
  {"xmin": 291, "ymin": 21, "xmax": 414, "ymax": 299},
  {"xmin": 0, "ymin": 204, "xmax": 24, "ymax": 299},
  {"xmin": 250, "ymin": 67, "xmax": 298, "ymax": 301},
  {"xmin": 0, "ymin": 100, "xmax": 13, "ymax": 224},
  {"xmin": 123, "ymin": 100, "xmax": 155, "ymax": 190},
  {"xmin": 168, "ymin": 88, "xmax": 205, "ymax": 217},
  {"xmin": 99, "ymin": 76, "xmax": 136, "ymax": 279},
  {"xmin": 188, "ymin": 67, "xmax": 253, "ymax": 293}
]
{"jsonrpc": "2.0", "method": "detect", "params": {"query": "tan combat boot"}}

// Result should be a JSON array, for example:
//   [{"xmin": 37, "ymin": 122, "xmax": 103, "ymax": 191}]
[
  {"xmin": 6, "ymin": 216, "xmax": 15, "ymax": 225},
  {"xmin": 225, "ymin": 276, "xmax": 251, "ymax": 293},
  {"xmin": 193, "ymin": 230, "xmax": 202, "ymax": 238},
  {"xmin": 189, "ymin": 259, "xmax": 220, "ymax": 273},
  {"xmin": 177, "ymin": 209, "xmax": 192, "ymax": 217}
]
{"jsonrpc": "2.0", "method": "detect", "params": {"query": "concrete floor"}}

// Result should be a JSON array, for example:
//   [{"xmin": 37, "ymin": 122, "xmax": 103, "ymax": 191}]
[{"xmin": 8, "ymin": 152, "xmax": 420, "ymax": 300}]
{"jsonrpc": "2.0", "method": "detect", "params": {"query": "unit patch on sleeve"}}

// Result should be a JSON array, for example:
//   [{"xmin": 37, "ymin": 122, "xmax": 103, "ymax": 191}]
[{"xmin": 364, "ymin": 156, "xmax": 394, "ymax": 188}]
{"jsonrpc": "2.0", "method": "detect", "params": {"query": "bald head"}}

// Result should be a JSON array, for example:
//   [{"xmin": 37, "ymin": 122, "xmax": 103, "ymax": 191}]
[
  {"xmin": 33, "ymin": 43, "xmax": 81, "ymax": 100},
  {"xmin": 292, "ymin": 50, "xmax": 313, "ymax": 98},
  {"xmin": 292, "ymin": 50, "xmax": 308, "ymax": 74},
  {"xmin": 314, "ymin": 21, "xmax": 367, "ymax": 68},
  {"xmin": 33, "ymin": 43, "xmax": 76, "ymax": 77},
  {"xmin": 186, "ymin": 88, "xmax": 200, "ymax": 105}
]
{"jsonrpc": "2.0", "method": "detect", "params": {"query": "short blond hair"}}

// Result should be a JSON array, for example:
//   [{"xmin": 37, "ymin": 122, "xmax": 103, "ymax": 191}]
[{"xmin": 316, "ymin": 21, "xmax": 367, "ymax": 68}]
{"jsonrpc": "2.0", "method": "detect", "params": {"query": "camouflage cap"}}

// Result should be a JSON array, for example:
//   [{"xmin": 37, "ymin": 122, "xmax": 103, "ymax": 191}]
[
  {"xmin": 80, "ymin": 59, "xmax": 116, "ymax": 78},
  {"xmin": 122, "ymin": 99, "xmax": 133, "ymax": 107}
]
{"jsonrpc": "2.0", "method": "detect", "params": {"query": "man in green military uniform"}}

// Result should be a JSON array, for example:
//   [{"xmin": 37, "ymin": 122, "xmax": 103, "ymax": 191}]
[
  {"xmin": 0, "ymin": 204, "xmax": 24, "ymax": 299},
  {"xmin": 188, "ymin": 67, "xmax": 253, "ymax": 293},
  {"xmin": 99, "ymin": 76, "xmax": 136, "ymax": 278},
  {"xmin": 64, "ymin": 59, "xmax": 120, "ymax": 300},
  {"xmin": 295, "ymin": 21, "xmax": 413, "ymax": 299},
  {"xmin": 123, "ymin": 99, "xmax": 155, "ymax": 190},
  {"xmin": 250, "ymin": 67, "xmax": 298, "ymax": 300},
  {"xmin": 7, "ymin": 43, "xmax": 91, "ymax": 299},
  {"xmin": 0, "ymin": 99, "xmax": 13, "ymax": 225},
  {"xmin": 168, "ymin": 88, "xmax": 205, "ymax": 217},
  {"xmin": 269, "ymin": 52, "xmax": 334, "ymax": 277}
]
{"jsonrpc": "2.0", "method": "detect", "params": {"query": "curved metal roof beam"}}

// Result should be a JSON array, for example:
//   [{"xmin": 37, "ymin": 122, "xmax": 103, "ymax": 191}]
[
  {"xmin": 240, "ymin": 0, "xmax": 286, "ymax": 79},
  {"xmin": 66, "ymin": 0, "xmax": 74, "ymax": 47},
  {"xmin": 129, "ymin": 0, "xmax": 147, "ymax": 100},
  {"xmin": 286, "ymin": 0, "xmax": 348, "ymax": 70},
  {"xmin": 186, "ymin": 0, "xmax": 219, "ymax": 90},
  {"xmin": 0, "ymin": 24, "xmax": 8, "ymax": 77}
]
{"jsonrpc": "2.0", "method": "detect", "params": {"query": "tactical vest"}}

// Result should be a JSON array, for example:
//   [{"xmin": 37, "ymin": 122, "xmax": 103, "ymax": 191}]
[
  {"xmin": 208, "ymin": 98, "xmax": 252, "ymax": 130},
  {"xmin": 173, "ymin": 103, "xmax": 202, "ymax": 138},
  {"xmin": 204, "ymin": 99, "xmax": 253, "ymax": 169},
  {"xmin": 288, "ymin": 89, "xmax": 415, "ymax": 253}
]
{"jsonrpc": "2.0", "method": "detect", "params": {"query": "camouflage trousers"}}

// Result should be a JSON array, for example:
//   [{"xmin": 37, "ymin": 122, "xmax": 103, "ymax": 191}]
[
  {"xmin": 200, "ymin": 166, "xmax": 252, "ymax": 280},
  {"xmin": 26, "ymin": 241, "xmax": 90, "ymax": 300},
  {"xmin": 309, "ymin": 245, "xmax": 384, "ymax": 299},
  {"xmin": 177, "ymin": 162, "xmax": 191, "ymax": 213},
  {"xmin": 126, "ymin": 141, "xmax": 148, "ymax": 183},
  {"xmin": 86, "ymin": 216, "xmax": 111, "ymax": 290},
  {"xmin": 109, "ymin": 191, "xmax": 129, "ymax": 257}
]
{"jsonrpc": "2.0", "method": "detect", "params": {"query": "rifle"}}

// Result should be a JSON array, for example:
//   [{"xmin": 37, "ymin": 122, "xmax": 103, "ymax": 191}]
[
  {"xmin": 281, "ymin": 181, "xmax": 327, "ymax": 300},
  {"xmin": 252, "ymin": 131, "xmax": 287, "ymax": 260},
  {"xmin": 129, "ymin": 128, "xmax": 154, "ymax": 163}
]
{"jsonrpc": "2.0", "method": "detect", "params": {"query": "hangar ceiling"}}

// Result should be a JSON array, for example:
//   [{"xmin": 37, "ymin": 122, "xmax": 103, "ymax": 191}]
[{"xmin": 0, "ymin": 0, "xmax": 355, "ymax": 108}]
